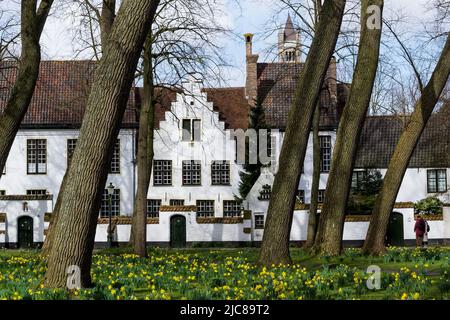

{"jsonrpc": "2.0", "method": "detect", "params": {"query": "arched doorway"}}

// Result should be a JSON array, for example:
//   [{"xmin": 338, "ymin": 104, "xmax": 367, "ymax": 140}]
[
  {"xmin": 170, "ymin": 215, "xmax": 186, "ymax": 248},
  {"xmin": 17, "ymin": 216, "xmax": 34, "ymax": 248},
  {"xmin": 386, "ymin": 212, "xmax": 404, "ymax": 247}
]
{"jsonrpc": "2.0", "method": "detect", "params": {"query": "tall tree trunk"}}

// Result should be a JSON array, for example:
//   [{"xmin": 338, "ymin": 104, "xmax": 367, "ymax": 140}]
[
  {"xmin": 42, "ymin": 0, "xmax": 116, "ymax": 254},
  {"xmin": 0, "ymin": 0, "xmax": 53, "ymax": 177},
  {"xmin": 313, "ymin": 0, "xmax": 384, "ymax": 256},
  {"xmin": 258, "ymin": 0, "xmax": 346, "ymax": 267},
  {"xmin": 100, "ymin": 0, "xmax": 116, "ymax": 50},
  {"xmin": 43, "ymin": 0, "xmax": 160, "ymax": 288},
  {"xmin": 130, "ymin": 35, "xmax": 155, "ymax": 257},
  {"xmin": 363, "ymin": 33, "xmax": 450, "ymax": 255},
  {"xmin": 41, "ymin": 171, "xmax": 68, "ymax": 256},
  {"xmin": 304, "ymin": 105, "xmax": 321, "ymax": 248}
]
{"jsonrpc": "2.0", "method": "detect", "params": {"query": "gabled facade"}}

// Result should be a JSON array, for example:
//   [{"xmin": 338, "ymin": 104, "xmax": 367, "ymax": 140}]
[{"xmin": 0, "ymin": 16, "xmax": 449, "ymax": 248}]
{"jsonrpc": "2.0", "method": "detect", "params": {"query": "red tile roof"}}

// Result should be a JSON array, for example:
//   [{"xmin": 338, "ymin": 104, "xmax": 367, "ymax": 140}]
[
  {"xmin": 256, "ymin": 62, "xmax": 341, "ymax": 129},
  {"xmin": 203, "ymin": 87, "xmax": 250, "ymax": 130},
  {"xmin": 0, "ymin": 60, "xmax": 138, "ymax": 128}
]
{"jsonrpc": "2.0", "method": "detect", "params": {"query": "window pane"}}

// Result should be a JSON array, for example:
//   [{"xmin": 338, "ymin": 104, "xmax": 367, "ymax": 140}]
[
  {"xmin": 427, "ymin": 170, "xmax": 437, "ymax": 193},
  {"xmin": 154, "ymin": 160, "xmax": 172, "ymax": 185},
  {"xmin": 193, "ymin": 119, "xmax": 201, "ymax": 141},
  {"xmin": 100, "ymin": 189, "xmax": 120, "ymax": 218},
  {"xmin": 255, "ymin": 215, "xmax": 264, "ymax": 229},
  {"xmin": 318, "ymin": 190, "xmax": 325, "ymax": 203},
  {"xmin": 67, "ymin": 139, "xmax": 78, "ymax": 167},
  {"xmin": 437, "ymin": 170, "xmax": 447, "ymax": 192},
  {"xmin": 211, "ymin": 161, "xmax": 230, "ymax": 185},
  {"xmin": 183, "ymin": 160, "xmax": 201, "ymax": 185},
  {"xmin": 196, "ymin": 200, "xmax": 214, "ymax": 217},
  {"xmin": 182, "ymin": 119, "xmax": 192, "ymax": 141},
  {"xmin": 170, "ymin": 199, "xmax": 185, "ymax": 206},
  {"xmin": 223, "ymin": 200, "xmax": 242, "ymax": 217},
  {"xmin": 147, "ymin": 199, "xmax": 161, "ymax": 218},
  {"xmin": 109, "ymin": 140, "xmax": 120, "ymax": 174},
  {"xmin": 27, "ymin": 139, "xmax": 46, "ymax": 174},
  {"xmin": 320, "ymin": 136, "xmax": 331, "ymax": 172}
]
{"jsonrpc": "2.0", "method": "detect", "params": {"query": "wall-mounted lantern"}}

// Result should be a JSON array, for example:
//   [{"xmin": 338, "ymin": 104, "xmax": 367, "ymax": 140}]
[{"xmin": 23, "ymin": 201, "xmax": 29, "ymax": 212}]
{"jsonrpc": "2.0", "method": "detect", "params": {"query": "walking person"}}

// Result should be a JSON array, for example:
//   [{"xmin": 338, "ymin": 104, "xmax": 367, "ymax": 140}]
[{"xmin": 414, "ymin": 215, "xmax": 426, "ymax": 247}]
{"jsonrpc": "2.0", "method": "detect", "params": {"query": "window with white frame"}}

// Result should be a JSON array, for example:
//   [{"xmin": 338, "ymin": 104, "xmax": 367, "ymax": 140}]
[
  {"xmin": 182, "ymin": 119, "xmax": 201, "ymax": 141},
  {"xmin": 109, "ymin": 139, "xmax": 120, "ymax": 174},
  {"xmin": 27, "ymin": 139, "xmax": 47, "ymax": 174},
  {"xmin": 153, "ymin": 160, "xmax": 172, "ymax": 186},
  {"xmin": 317, "ymin": 190, "xmax": 326, "ymax": 203},
  {"xmin": 351, "ymin": 171, "xmax": 367, "ymax": 192},
  {"xmin": 266, "ymin": 130, "xmax": 275, "ymax": 159},
  {"xmin": 254, "ymin": 214, "xmax": 265, "ymax": 229},
  {"xmin": 427, "ymin": 169, "xmax": 447, "ymax": 193},
  {"xmin": 211, "ymin": 161, "xmax": 230, "ymax": 185},
  {"xmin": 99, "ymin": 189, "xmax": 120, "ymax": 218},
  {"xmin": 183, "ymin": 160, "xmax": 201, "ymax": 185},
  {"xmin": 147, "ymin": 199, "xmax": 161, "ymax": 218},
  {"xmin": 67, "ymin": 139, "xmax": 77, "ymax": 167},
  {"xmin": 320, "ymin": 136, "xmax": 332, "ymax": 173},
  {"xmin": 170, "ymin": 199, "xmax": 185, "ymax": 206},
  {"xmin": 196, "ymin": 200, "xmax": 214, "ymax": 217},
  {"xmin": 26, "ymin": 189, "xmax": 47, "ymax": 196},
  {"xmin": 223, "ymin": 200, "xmax": 242, "ymax": 217}
]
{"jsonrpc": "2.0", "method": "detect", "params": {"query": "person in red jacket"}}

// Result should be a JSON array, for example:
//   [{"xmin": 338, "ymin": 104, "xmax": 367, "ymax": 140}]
[{"xmin": 414, "ymin": 215, "xmax": 426, "ymax": 247}]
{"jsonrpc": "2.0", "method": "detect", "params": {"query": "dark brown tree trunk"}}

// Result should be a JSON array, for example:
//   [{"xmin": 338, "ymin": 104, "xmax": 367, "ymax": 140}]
[
  {"xmin": 42, "ymin": 0, "xmax": 116, "ymax": 254},
  {"xmin": 130, "ymin": 35, "xmax": 155, "ymax": 257},
  {"xmin": 43, "ymin": 0, "xmax": 160, "ymax": 288},
  {"xmin": 258, "ymin": 0, "xmax": 346, "ymax": 267},
  {"xmin": 363, "ymin": 33, "xmax": 450, "ymax": 255},
  {"xmin": 100, "ymin": 0, "xmax": 116, "ymax": 49},
  {"xmin": 0, "ymin": 0, "xmax": 53, "ymax": 177},
  {"xmin": 313, "ymin": 0, "xmax": 384, "ymax": 256},
  {"xmin": 304, "ymin": 105, "xmax": 321, "ymax": 248},
  {"xmin": 41, "ymin": 171, "xmax": 68, "ymax": 256}
]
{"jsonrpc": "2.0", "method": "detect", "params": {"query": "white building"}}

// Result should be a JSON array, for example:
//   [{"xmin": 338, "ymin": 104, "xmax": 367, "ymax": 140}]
[{"xmin": 0, "ymin": 17, "xmax": 449, "ymax": 248}]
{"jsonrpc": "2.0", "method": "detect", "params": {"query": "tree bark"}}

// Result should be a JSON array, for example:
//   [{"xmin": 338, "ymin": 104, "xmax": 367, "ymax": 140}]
[
  {"xmin": 42, "ymin": 0, "xmax": 116, "ymax": 254},
  {"xmin": 0, "ymin": 0, "xmax": 53, "ymax": 177},
  {"xmin": 304, "ymin": 105, "xmax": 321, "ymax": 248},
  {"xmin": 363, "ymin": 33, "xmax": 450, "ymax": 255},
  {"xmin": 100, "ymin": 0, "xmax": 116, "ymax": 50},
  {"xmin": 43, "ymin": 0, "xmax": 160, "ymax": 288},
  {"xmin": 130, "ymin": 35, "xmax": 155, "ymax": 257},
  {"xmin": 258, "ymin": 0, "xmax": 346, "ymax": 267},
  {"xmin": 41, "ymin": 171, "xmax": 68, "ymax": 256},
  {"xmin": 312, "ymin": 0, "xmax": 384, "ymax": 256}
]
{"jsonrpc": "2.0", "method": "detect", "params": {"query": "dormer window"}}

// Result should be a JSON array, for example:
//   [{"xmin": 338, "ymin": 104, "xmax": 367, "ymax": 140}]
[{"xmin": 182, "ymin": 119, "xmax": 201, "ymax": 142}]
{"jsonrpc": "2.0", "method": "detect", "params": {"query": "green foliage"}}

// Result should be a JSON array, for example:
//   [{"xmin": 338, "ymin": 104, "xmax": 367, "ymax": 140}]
[
  {"xmin": 1, "ymin": 247, "xmax": 449, "ymax": 300},
  {"xmin": 357, "ymin": 169, "xmax": 383, "ymax": 196},
  {"xmin": 347, "ymin": 169, "xmax": 383, "ymax": 214},
  {"xmin": 415, "ymin": 197, "xmax": 444, "ymax": 215},
  {"xmin": 239, "ymin": 101, "xmax": 267, "ymax": 199}
]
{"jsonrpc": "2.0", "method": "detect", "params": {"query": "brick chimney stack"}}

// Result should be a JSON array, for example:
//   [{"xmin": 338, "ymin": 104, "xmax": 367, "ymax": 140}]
[
  {"xmin": 326, "ymin": 56, "xmax": 338, "ymax": 104},
  {"xmin": 244, "ymin": 33, "xmax": 259, "ymax": 107}
]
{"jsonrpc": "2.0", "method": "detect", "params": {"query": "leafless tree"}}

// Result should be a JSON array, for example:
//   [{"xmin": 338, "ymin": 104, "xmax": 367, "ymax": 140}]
[
  {"xmin": 0, "ymin": 0, "xmax": 54, "ymax": 177},
  {"xmin": 44, "ymin": 0, "xmax": 161, "ymax": 288}
]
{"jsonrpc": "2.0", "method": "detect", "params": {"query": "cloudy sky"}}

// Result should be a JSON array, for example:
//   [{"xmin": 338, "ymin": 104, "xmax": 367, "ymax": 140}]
[{"xmin": 3, "ymin": 0, "xmax": 436, "ymax": 87}]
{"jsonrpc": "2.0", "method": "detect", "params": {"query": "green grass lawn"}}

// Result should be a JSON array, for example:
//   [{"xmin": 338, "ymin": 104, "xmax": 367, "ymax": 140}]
[{"xmin": 0, "ymin": 246, "xmax": 449, "ymax": 300}]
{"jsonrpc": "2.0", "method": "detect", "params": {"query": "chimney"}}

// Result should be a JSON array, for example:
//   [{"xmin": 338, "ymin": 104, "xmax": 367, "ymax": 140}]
[
  {"xmin": 326, "ymin": 56, "xmax": 338, "ymax": 104},
  {"xmin": 244, "ymin": 33, "xmax": 259, "ymax": 107}
]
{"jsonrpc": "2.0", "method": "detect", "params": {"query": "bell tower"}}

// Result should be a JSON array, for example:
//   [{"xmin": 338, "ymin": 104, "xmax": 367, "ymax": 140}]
[{"xmin": 278, "ymin": 14, "xmax": 301, "ymax": 63}]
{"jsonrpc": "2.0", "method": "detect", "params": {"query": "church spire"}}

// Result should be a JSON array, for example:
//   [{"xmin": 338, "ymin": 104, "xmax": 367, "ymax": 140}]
[{"xmin": 278, "ymin": 14, "xmax": 301, "ymax": 63}]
